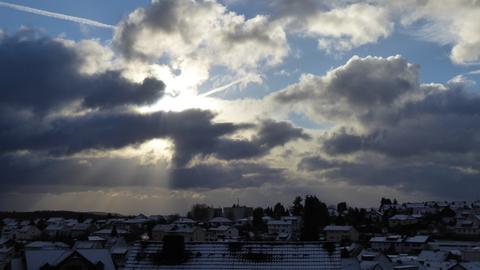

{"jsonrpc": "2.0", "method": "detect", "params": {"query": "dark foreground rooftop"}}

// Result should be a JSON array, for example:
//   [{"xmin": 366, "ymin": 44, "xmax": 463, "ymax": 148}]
[{"xmin": 125, "ymin": 241, "xmax": 341, "ymax": 270}]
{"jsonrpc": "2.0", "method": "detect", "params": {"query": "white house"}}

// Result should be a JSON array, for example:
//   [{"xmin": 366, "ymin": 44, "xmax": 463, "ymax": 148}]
[
  {"xmin": 389, "ymin": 215, "xmax": 418, "ymax": 227},
  {"xmin": 16, "ymin": 225, "xmax": 42, "ymax": 241},
  {"xmin": 323, "ymin": 225, "xmax": 359, "ymax": 242},
  {"xmin": 267, "ymin": 220, "xmax": 293, "ymax": 237},
  {"xmin": 208, "ymin": 217, "xmax": 233, "ymax": 227},
  {"xmin": 206, "ymin": 225, "xmax": 239, "ymax": 241}
]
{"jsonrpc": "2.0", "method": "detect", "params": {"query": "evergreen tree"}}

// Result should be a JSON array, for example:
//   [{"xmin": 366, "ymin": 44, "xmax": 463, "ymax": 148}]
[
  {"xmin": 252, "ymin": 207, "xmax": 266, "ymax": 232},
  {"xmin": 337, "ymin": 202, "xmax": 347, "ymax": 215},
  {"xmin": 300, "ymin": 195, "xmax": 329, "ymax": 240},
  {"xmin": 188, "ymin": 204, "xmax": 210, "ymax": 222},
  {"xmin": 273, "ymin": 203, "xmax": 287, "ymax": 219},
  {"xmin": 291, "ymin": 196, "xmax": 304, "ymax": 216}
]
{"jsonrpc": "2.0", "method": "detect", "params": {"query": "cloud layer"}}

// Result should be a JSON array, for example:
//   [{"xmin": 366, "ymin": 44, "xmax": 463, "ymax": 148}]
[{"xmin": 276, "ymin": 54, "xmax": 480, "ymax": 198}]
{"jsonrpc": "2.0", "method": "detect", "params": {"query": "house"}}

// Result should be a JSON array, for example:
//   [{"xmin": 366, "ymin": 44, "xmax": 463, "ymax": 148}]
[
  {"xmin": 92, "ymin": 228, "xmax": 128, "ymax": 240},
  {"xmin": 389, "ymin": 215, "xmax": 418, "ymax": 227},
  {"xmin": 151, "ymin": 224, "xmax": 206, "ymax": 242},
  {"xmin": 0, "ymin": 238, "xmax": 14, "ymax": 269},
  {"xmin": 208, "ymin": 217, "xmax": 233, "ymax": 227},
  {"xmin": 281, "ymin": 216, "xmax": 302, "ymax": 239},
  {"xmin": 369, "ymin": 235, "xmax": 429, "ymax": 254},
  {"xmin": 1, "ymin": 225, "xmax": 17, "ymax": 240},
  {"xmin": 370, "ymin": 235, "xmax": 403, "ymax": 253},
  {"xmin": 173, "ymin": 217, "xmax": 196, "ymax": 226},
  {"xmin": 356, "ymin": 250, "xmax": 393, "ymax": 270},
  {"xmin": 324, "ymin": 225, "xmax": 359, "ymax": 243},
  {"xmin": 46, "ymin": 217, "xmax": 65, "ymax": 226},
  {"xmin": 206, "ymin": 226, "xmax": 239, "ymax": 241},
  {"xmin": 404, "ymin": 203, "xmax": 437, "ymax": 216},
  {"xmin": 44, "ymin": 224, "xmax": 65, "ymax": 239},
  {"xmin": 110, "ymin": 238, "xmax": 129, "ymax": 269},
  {"xmin": 124, "ymin": 241, "xmax": 341, "ymax": 270},
  {"xmin": 2, "ymin": 218, "xmax": 17, "ymax": 227},
  {"xmin": 71, "ymin": 223, "xmax": 96, "ymax": 239},
  {"xmin": 73, "ymin": 240, "xmax": 104, "ymax": 249},
  {"xmin": 402, "ymin": 235, "xmax": 430, "ymax": 254},
  {"xmin": 267, "ymin": 219, "xmax": 293, "ymax": 237},
  {"xmin": 453, "ymin": 214, "xmax": 480, "ymax": 236},
  {"xmin": 16, "ymin": 225, "xmax": 42, "ymax": 241},
  {"xmin": 25, "ymin": 248, "xmax": 116, "ymax": 270},
  {"xmin": 367, "ymin": 209, "xmax": 383, "ymax": 223},
  {"xmin": 122, "ymin": 214, "xmax": 150, "ymax": 231}
]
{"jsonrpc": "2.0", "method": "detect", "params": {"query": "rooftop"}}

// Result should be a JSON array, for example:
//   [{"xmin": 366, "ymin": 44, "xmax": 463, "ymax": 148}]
[{"xmin": 125, "ymin": 241, "xmax": 341, "ymax": 270}]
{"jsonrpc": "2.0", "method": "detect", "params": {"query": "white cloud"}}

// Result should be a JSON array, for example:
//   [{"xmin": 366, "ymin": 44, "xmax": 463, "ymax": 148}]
[
  {"xmin": 397, "ymin": 0, "xmax": 480, "ymax": 65},
  {"xmin": 114, "ymin": 0, "xmax": 289, "ymax": 89},
  {"xmin": 273, "ymin": 2, "xmax": 393, "ymax": 54}
]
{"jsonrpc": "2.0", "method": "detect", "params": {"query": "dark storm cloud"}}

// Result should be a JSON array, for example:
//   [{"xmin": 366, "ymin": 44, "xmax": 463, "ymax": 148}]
[
  {"xmin": 254, "ymin": 120, "xmax": 311, "ymax": 148},
  {"xmin": 170, "ymin": 162, "xmax": 285, "ymax": 189},
  {"xmin": 0, "ymin": 107, "xmax": 302, "ymax": 189},
  {"xmin": 324, "ymin": 162, "xmax": 480, "ymax": 199},
  {"xmin": 206, "ymin": 120, "xmax": 310, "ymax": 162},
  {"xmin": 274, "ymin": 54, "xmax": 480, "ymax": 199},
  {"xmin": 274, "ymin": 55, "xmax": 418, "ymax": 121},
  {"xmin": 0, "ymin": 29, "xmax": 311, "ymax": 192},
  {"xmin": 0, "ymin": 153, "xmax": 168, "ymax": 189},
  {"xmin": 322, "ymin": 87, "xmax": 480, "ymax": 157},
  {"xmin": 297, "ymin": 155, "xmax": 343, "ymax": 171},
  {"xmin": 0, "ymin": 30, "xmax": 165, "ymax": 114},
  {"xmin": 0, "ymin": 109, "xmax": 246, "ymax": 161}
]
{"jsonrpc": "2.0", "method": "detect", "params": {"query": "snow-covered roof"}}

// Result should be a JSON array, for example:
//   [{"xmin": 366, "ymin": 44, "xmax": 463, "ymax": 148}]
[
  {"xmin": 342, "ymin": 258, "xmax": 361, "ymax": 270},
  {"xmin": 73, "ymin": 241, "xmax": 103, "ymax": 249},
  {"xmin": 174, "ymin": 217, "xmax": 196, "ymax": 224},
  {"xmin": 17, "ymin": 225, "xmax": 40, "ymax": 233},
  {"xmin": 125, "ymin": 241, "xmax": 341, "ymax": 270},
  {"xmin": 208, "ymin": 225, "xmax": 233, "ymax": 232},
  {"xmin": 47, "ymin": 217, "xmax": 64, "ymax": 223},
  {"xmin": 281, "ymin": 216, "xmax": 301, "ymax": 221},
  {"xmin": 25, "ymin": 241, "xmax": 69, "ymax": 250},
  {"xmin": 267, "ymin": 220, "xmax": 292, "ymax": 226},
  {"xmin": 417, "ymin": 250, "xmax": 448, "ymax": 262},
  {"xmin": 324, "ymin": 225, "xmax": 354, "ymax": 232},
  {"xmin": 390, "ymin": 214, "xmax": 416, "ymax": 221},
  {"xmin": 78, "ymin": 249, "xmax": 116, "ymax": 270},
  {"xmin": 88, "ymin": 236, "xmax": 106, "ymax": 242},
  {"xmin": 94, "ymin": 228, "xmax": 127, "ymax": 235},
  {"xmin": 208, "ymin": 217, "xmax": 232, "ymax": 223},
  {"xmin": 404, "ymin": 235, "xmax": 429, "ymax": 244},
  {"xmin": 45, "ymin": 224, "xmax": 64, "ymax": 231},
  {"xmin": 370, "ymin": 235, "xmax": 403, "ymax": 243},
  {"xmin": 25, "ymin": 249, "xmax": 115, "ymax": 270},
  {"xmin": 153, "ymin": 224, "xmax": 201, "ymax": 233},
  {"xmin": 72, "ymin": 223, "xmax": 92, "ymax": 231}
]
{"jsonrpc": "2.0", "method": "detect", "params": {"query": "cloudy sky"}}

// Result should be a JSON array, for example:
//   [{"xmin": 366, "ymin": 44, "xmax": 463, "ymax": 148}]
[{"xmin": 1, "ymin": 0, "xmax": 480, "ymax": 215}]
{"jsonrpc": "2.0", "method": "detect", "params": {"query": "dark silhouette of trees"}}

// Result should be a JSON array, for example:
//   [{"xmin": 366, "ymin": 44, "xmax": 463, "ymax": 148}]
[
  {"xmin": 291, "ymin": 196, "xmax": 304, "ymax": 216},
  {"xmin": 188, "ymin": 204, "xmax": 210, "ymax": 222},
  {"xmin": 380, "ymin": 197, "xmax": 393, "ymax": 208},
  {"xmin": 264, "ymin": 207, "xmax": 273, "ymax": 217},
  {"xmin": 337, "ymin": 202, "xmax": 347, "ymax": 215},
  {"xmin": 252, "ymin": 207, "xmax": 266, "ymax": 233},
  {"xmin": 111, "ymin": 225, "xmax": 118, "ymax": 237},
  {"xmin": 273, "ymin": 203, "xmax": 287, "ymax": 219},
  {"xmin": 300, "ymin": 195, "xmax": 329, "ymax": 241}
]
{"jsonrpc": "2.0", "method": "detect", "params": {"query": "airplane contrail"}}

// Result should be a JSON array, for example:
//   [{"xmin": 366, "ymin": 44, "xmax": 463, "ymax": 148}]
[
  {"xmin": 0, "ymin": 1, "xmax": 116, "ymax": 30},
  {"xmin": 200, "ymin": 76, "xmax": 259, "ymax": 97}
]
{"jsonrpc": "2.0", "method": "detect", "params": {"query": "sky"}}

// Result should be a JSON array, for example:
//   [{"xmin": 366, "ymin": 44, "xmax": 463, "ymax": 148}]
[{"xmin": 1, "ymin": 0, "xmax": 480, "ymax": 215}]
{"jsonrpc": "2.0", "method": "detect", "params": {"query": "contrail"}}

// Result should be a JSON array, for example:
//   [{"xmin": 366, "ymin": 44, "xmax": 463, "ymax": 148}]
[
  {"xmin": 0, "ymin": 1, "xmax": 116, "ymax": 30},
  {"xmin": 200, "ymin": 76, "xmax": 259, "ymax": 97}
]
